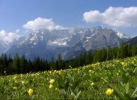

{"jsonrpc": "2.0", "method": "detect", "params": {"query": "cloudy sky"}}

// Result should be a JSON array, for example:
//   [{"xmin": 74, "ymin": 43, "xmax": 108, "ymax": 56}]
[{"xmin": 0, "ymin": 0, "xmax": 137, "ymax": 41}]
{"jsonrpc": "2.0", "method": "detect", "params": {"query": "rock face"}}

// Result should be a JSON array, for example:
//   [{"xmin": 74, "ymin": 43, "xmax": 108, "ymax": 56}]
[{"xmin": 6, "ymin": 26, "xmax": 129, "ymax": 60}]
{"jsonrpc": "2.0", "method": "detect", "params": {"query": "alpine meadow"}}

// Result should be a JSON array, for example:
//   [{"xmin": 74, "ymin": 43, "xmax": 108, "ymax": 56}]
[
  {"xmin": 0, "ymin": 56, "xmax": 137, "ymax": 99},
  {"xmin": 0, "ymin": 0, "xmax": 137, "ymax": 99}
]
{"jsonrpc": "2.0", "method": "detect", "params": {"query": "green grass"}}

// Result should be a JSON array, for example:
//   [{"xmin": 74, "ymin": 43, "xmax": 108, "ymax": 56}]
[{"xmin": 0, "ymin": 56, "xmax": 137, "ymax": 100}]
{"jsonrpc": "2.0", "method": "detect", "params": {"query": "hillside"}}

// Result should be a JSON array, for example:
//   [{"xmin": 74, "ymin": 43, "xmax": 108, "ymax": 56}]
[
  {"xmin": 0, "ymin": 56, "xmax": 137, "ymax": 99},
  {"xmin": 128, "ymin": 36, "xmax": 137, "ymax": 45}
]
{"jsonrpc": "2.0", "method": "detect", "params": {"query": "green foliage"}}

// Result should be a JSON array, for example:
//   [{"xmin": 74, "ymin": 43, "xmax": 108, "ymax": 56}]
[
  {"xmin": 0, "ymin": 43, "xmax": 137, "ymax": 75},
  {"xmin": 0, "ymin": 56, "xmax": 137, "ymax": 99}
]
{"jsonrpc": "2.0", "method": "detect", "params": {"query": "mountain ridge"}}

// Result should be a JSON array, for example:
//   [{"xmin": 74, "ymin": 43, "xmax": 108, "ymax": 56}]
[{"xmin": 2, "ymin": 26, "xmax": 130, "ymax": 60}]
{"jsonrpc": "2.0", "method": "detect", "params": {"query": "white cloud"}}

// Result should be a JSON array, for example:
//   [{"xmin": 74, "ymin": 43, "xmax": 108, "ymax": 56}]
[
  {"xmin": 0, "ymin": 30, "xmax": 20, "ymax": 43},
  {"xmin": 83, "ymin": 7, "xmax": 137, "ymax": 27},
  {"xmin": 23, "ymin": 17, "xmax": 65, "ymax": 31}
]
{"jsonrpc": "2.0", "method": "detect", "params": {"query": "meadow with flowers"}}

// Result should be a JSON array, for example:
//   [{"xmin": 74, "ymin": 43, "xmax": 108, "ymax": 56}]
[{"xmin": 0, "ymin": 56, "xmax": 137, "ymax": 99}]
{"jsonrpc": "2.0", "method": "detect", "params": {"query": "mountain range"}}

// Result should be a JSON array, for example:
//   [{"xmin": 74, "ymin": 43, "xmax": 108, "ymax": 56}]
[{"xmin": 0, "ymin": 26, "xmax": 130, "ymax": 61}]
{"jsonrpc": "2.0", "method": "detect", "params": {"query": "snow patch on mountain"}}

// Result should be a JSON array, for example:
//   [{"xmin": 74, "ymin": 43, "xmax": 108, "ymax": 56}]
[
  {"xmin": 116, "ymin": 32, "xmax": 129, "ymax": 39},
  {"xmin": 5, "ymin": 26, "xmax": 130, "ymax": 60},
  {"xmin": 48, "ymin": 37, "xmax": 69, "ymax": 46}
]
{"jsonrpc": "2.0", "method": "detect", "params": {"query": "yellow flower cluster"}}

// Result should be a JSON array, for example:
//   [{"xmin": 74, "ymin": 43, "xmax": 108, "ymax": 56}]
[
  {"xmin": 13, "ymin": 75, "xmax": 19, "ymax": 83},
  {"xmin": 28, "ymin": 88, "xmax": 33, "ymax": 96},
  {"xmin": 120, "ymin": 62, "xmax": 126, "ymax": 67},
  {"xmin": 49, "ymin": 79, "xmax": 55, "ymax": 89},
  {"xmin": 49, "ymin": 79, "xmax": 55, "ymax": 84},
  {"xmin": 105, "ymin": 88, "xmax": 114, "ymax": 96},
  {"xmin": 49, "ymin": 84, "xmax": 53, "ymax": 88}
]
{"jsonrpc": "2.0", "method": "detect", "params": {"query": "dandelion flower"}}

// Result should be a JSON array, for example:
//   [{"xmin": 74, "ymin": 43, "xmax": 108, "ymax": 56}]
[
  {"xmin": 105, "ymin": 88, "xmax": 114, "ymax": 96},
  {"xmin": 28, "ymin": 88, "xmax": 33, "ymax": 96}
]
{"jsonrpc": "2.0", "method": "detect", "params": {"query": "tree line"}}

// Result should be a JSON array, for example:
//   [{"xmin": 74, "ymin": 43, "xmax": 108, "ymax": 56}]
[{"xmin": 0, "ymin": 43, "xmax": 137, "ymax": 75}]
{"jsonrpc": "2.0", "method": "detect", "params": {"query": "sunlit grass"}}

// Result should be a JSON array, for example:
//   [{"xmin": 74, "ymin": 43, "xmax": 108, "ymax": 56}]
[{"xmin": 0, "ymin": 56, "xmax": 137, "ymax": 99}]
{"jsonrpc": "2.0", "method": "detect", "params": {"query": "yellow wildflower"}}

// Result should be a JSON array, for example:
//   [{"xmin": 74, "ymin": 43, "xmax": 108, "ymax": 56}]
[
  {"xmin": 89, "ymin": 70, "xmax": 92, "ymax": 72},
  {"xmin": 90, "ymin": 82, "xmax": 95, "ymax": 86},
  {"xmin": 49, "ymin": 84, "xmax": 53, "ymax": 88},
  {"xmin": 105, "ymin": 88, "xmax": 114, "ymax": 96},
  {"xmin": 49, "ymin": 79, "xmax": 55, "ymax": 84},
  {"xmin": 22, "ymin": 81, "xmax": 25, "ymax": 85},
  {"xmin": 121, "ymin": 62, "xmax": 126, "ymax": 67},
  {"xmin": 28, "ymin": 88, "xmax": 33, "ymax": 96}
]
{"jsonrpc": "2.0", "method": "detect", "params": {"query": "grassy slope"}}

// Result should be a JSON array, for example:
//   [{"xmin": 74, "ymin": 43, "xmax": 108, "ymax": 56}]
[{"xmin": 0, "ymin": 56, "xmax": 137, "ymax": 100}]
